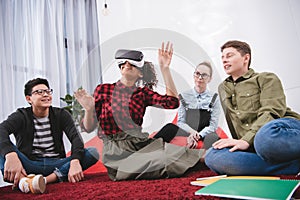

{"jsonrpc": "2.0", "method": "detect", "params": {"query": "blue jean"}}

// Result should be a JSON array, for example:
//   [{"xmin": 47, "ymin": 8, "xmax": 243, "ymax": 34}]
[
  {"xmin": 205, "ymin": 118, "xmax": 300, "ymax": 175},
  {"xmin": 0, "ymin": 146, "xmax": 99, "ymax": 182}
]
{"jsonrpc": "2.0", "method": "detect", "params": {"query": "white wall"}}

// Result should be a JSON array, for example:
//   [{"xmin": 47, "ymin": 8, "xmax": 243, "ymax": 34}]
[{"xmin": 97, "ymin": 0, "xmax": 300, "ymax": 134}]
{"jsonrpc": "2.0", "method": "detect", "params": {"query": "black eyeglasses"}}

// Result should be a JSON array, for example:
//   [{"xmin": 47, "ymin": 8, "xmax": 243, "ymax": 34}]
[
  {"xmin": 194, "ymin": 71, "xmax": 210, "ymax": 79},
  {"xmin": 31, "ymin": 89, "xmax": 53, "ymax": 96}
]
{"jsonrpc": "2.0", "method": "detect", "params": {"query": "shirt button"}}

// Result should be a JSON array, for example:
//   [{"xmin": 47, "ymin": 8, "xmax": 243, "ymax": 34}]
[
  {"xmin": 247, "ymin": 93, "xmax": 250, "ymax": 96},
  {"xmin": 237, "ymin": 112, "xmax": 240, "ymax": 115},
  {"xmin": 245, "ymin": 124, "xmax": 249, "ymax": 126},
  {"xmin": 234, "ymin": 107, "xmax": 237, "ymax": 110},
  {"xmin": 232, "ymin": 94, "xmax": 235, "ymax": 97}
]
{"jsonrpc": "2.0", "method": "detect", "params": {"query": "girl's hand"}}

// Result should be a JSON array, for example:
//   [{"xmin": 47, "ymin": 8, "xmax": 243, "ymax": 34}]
[
  {"xmin": 74, "ymin": 89, "xmax": 95, "ymax": 112},
  {"xmin": 158, "ymin": 41, "xmax": 173, "ymax": 69},
  {"xmin": 187, "ymin": 134, "xmax": 198, "ymax": 149}
]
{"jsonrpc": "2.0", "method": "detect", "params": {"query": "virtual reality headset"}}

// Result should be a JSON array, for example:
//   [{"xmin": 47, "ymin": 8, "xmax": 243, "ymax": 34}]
[{"xmin": 115, "ymin": 49, "xmax": 144, "ymax": 69}]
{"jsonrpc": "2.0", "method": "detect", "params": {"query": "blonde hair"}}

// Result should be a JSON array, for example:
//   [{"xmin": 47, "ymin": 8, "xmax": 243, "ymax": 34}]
[{"xmin": 196, "ymin": 61, "xmax": 213, "ymax": 76}]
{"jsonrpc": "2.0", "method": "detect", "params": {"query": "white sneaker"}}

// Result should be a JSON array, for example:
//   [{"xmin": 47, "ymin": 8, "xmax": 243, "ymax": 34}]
[{"xmin": 19, "ymin": 174, "xmax": 46, "ymax": 194}]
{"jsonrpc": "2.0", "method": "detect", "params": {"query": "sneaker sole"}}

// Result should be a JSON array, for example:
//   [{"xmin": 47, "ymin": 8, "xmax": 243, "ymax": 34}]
[{"xmin": 32, "ymin": 175, "xmax": 46, "ymax": 194}]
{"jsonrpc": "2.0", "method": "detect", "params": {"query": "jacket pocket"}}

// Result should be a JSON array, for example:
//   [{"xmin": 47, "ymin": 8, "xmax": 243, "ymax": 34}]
[{"xmin": 237, "ymin": 89, "xmax": 260, "ymax": 111}]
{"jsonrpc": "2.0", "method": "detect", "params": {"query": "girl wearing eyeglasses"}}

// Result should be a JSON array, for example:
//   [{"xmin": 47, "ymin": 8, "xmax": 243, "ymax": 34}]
[{"xmin": 154, "ymin": 62, "xmax": 221, "ymax": 149}]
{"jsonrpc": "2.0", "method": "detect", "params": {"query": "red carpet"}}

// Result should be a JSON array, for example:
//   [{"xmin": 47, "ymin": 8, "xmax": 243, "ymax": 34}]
[
  {"xmin": 1, "ymin": 130, "xmax": 299, "ymax": 199},
  {"xmin": 1, "ymin": 164, "xmax": 300, "ymax": 200},
  {"xmin": 0, "ymin": 164, "xmax": 218, "ymax": 200}
]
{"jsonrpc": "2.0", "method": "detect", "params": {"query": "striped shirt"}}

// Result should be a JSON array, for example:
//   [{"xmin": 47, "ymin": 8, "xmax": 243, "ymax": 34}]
[{"xmin": 32, "ymin": 116, "xmax": 59, "ymax": 158}]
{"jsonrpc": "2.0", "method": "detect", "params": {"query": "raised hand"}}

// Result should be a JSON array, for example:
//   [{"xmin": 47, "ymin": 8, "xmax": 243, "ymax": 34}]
[
  {"xmin": 158, "ymin": 41, "xmax": 173, "ymax": 69},
  {"xmin": 74, "ymin": 88, "xmax": 98, "ymax": 132},
  {"xmin": 74, "ymin": 89, "xmax": 95, "ymax": 112},
  {"xmin": 157, "ymin": 41, "xmax": 177, "ymax": 97}
]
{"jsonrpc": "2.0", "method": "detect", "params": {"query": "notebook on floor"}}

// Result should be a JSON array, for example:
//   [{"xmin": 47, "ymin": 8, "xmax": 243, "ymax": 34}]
[
  {"xmin": 191, "ymin": 175, "xmax": 280, "ymax": 186},
  {"xmin": 195, "ymin": 178, "xmax": 300, "ymax": 200}
]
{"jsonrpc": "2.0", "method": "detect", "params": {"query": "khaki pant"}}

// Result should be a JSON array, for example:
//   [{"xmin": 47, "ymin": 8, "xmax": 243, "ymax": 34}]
[{"xmin": 101, "ymin": 130, "xmax": 204, "ymax": 181}]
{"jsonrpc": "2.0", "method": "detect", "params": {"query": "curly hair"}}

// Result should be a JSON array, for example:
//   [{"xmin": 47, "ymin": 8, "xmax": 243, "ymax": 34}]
[{"xmin": 136, "ymin": 61, "xmax": 158, "ymax": 90}]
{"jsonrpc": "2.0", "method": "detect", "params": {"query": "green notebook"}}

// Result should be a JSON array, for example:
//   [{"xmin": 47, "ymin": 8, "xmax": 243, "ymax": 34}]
[{"xmin": 195, "ymin": 178, "xmax": 300, "ymax": 200}]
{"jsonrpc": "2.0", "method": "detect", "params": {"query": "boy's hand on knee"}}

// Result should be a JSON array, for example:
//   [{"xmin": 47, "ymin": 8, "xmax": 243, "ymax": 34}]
[
  {"xmin": 229, "ymin": 140, "xmax": 250, "ymax": 152},
  {"xmin": 68, "ymin": 159, "xmax": 84, "ymax": 183},
  {"xmin": 212, "ymin": 138, "xmax": 250, "ymax": 152},
  {"xmin": 4, "ymin": 152, "xmax": 27, "ymax": 188}
]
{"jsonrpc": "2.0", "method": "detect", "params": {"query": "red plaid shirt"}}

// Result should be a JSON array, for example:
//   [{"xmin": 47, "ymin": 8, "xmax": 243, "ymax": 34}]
[{"xmin": 93, "ymin": 81, "xmax": 179, "ymax": 135}]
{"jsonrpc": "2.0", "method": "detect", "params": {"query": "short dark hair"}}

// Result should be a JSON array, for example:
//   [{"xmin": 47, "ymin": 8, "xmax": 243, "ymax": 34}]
[
  {"xmin": 24, "ymin": 78, "xmax": 50, "ymax": 96},
  {"xmin": 221, "ymin": 40, "xmax": 251, "ymax": 68}
]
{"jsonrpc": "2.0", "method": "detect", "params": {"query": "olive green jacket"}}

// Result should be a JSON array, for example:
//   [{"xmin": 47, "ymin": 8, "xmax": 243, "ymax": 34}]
[{"xmin": 218, "ymin": 68, "xmax": 300, "ymax": 146}]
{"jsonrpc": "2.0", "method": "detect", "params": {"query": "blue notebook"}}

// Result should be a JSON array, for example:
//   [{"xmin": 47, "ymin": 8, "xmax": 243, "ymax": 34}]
[{"xmin": 195, "ymin": 178, "xmax": 300, "ymax": 200}]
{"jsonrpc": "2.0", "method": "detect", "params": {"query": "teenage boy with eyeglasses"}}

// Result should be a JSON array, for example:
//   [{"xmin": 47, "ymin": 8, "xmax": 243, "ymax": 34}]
[
  {"xmin": 205, "ymin": 40, "xmax": 300, "ymax": 175},
  {"xmin": 0, "ymin": 78, "xmax": 99, "ymax": 194}
]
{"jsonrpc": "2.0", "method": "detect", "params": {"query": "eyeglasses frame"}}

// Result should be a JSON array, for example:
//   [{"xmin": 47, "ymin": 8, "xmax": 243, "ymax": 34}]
[
  {"xmin": 30, "ymin": 89, "xmax": 53, "ymax": 96},
  {"xmin": 193, "ymin": 71, "xmax": 210, "ymax": 80}
]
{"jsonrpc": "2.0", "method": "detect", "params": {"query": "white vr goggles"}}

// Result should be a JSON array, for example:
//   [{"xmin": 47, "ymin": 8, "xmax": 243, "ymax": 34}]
[{"xmin": 115, "ymin": 49, "xmax": 144, "ymax": 69}]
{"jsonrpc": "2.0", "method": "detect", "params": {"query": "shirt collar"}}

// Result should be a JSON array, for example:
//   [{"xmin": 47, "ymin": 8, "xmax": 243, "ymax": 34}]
[
  {"xmin": 116, "ymin": 80, "xmax": 137, "ymax": 90},
  {"xmin": 225, "ymin": 68, "xmax": 255, "ymax": 83},
  {"xmin": 193, "ymin": 87, "xmax": 209, "ymax": 97}
]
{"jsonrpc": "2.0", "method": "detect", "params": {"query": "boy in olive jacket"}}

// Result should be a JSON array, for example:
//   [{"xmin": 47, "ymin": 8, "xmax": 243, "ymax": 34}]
[{"xmin": 205, "ymin": 40, "xmax": 300, "ymax": 175}]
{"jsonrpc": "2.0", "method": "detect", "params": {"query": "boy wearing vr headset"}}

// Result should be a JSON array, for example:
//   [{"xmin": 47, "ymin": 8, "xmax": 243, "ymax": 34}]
[{"xmin": 74, "ymin": 42, "xmax": 205, "ymax": 181}]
